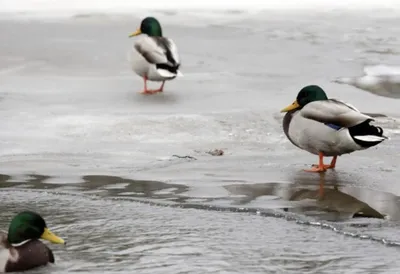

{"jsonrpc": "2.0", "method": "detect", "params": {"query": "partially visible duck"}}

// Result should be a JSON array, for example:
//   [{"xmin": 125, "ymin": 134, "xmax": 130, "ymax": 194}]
[{"xmin": 0, "ymin": 211, "xmax": 65, "ymax": 273}]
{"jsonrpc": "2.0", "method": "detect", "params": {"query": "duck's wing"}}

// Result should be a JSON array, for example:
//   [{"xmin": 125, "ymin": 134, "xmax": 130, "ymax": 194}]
[
  {"xmin": 300, "ymin": 99, "xmax": 372, "ymax": 128},
  {"xmin": 134, "ymin": 36, "xmax": 180, "ymax": 67},
  {"xmin": 153, "ymin": 37, "xmax": 180, "ymax": 66}
]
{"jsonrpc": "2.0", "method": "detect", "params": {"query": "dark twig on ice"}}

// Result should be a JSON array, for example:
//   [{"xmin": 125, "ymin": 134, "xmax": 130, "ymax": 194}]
[
  {"xmin": 172, "ymin": 155, "xmax": 197, "ymax": 160},
  {"xmin": 172, "ymin": 149, "xmax": 224, "ymax": 160}
]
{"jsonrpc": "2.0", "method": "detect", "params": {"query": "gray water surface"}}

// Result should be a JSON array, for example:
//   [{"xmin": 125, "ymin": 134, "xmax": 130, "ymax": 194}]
[{"xmin": 0, "ymin": 10, "xmax": 400, "ymax": 273}]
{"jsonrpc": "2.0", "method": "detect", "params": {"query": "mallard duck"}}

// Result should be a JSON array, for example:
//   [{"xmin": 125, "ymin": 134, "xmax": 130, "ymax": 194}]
[
  {"xmin": 280, "ymin": 85, "xmax": 387, "ymax": 172},
  {"xmin": 0, "ymin": 211, "xmax": 65, "ymax": 273},
  {"xmin": 128, "ymin": 17, "xmax": 182, "ymax": 94}
]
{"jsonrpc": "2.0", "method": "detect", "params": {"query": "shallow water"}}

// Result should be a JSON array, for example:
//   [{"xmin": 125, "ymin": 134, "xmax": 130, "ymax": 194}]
[{"xmin": 1, "ymin": 10, "xmax": 400, "ymax": 273}]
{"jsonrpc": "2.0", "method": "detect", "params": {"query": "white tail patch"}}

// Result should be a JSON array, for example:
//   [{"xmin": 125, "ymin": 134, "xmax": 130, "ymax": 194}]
[
  {"xmin": 156, "ymin": 69, "xmax": 179, "ymax": 78},
  {"xmin": 176, "ymin": 70, "xmax": 183, "ymax": 77},
  {"xmin": 354, "ymin": 135, "xmax": 387, "ymax": 142}
]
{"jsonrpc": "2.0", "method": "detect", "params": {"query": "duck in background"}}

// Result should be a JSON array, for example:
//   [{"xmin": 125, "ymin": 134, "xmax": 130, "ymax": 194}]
[
  {"xmin": 128, "ymin": 17, "xmax": 182, "ymax": 94},
  {"xmin": 280, "ymin": 85, "xmax": 387, "ymax": 172}
]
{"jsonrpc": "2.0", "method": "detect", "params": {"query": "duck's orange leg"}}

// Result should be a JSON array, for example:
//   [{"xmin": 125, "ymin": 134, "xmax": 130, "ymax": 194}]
[
  {"xmin": 152, "ymin": 81, "xmax": 165, "ymax": 93},
  {"xmin": 329, "ymin": 156, "xmax": 337, "ymax": 169},
  {"xmin": 140, "ymin": 76, "xmax": 158, "ymax": 94},
  {"xmin": 306, "ymin": 153, "xmax": 337, "ymax": 172},
  {"xmin": 312, "ymin": 155, "xmax": 337, "ymax": 169},
  {"xmin": 305, "ymin": 152, "xmax": 326, "ymax": 172}
]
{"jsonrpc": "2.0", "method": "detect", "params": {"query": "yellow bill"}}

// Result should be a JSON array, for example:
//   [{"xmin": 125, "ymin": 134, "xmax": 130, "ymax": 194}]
[
  {"xmin": 129, "ymin": 29, "xmax": 141, "ymax": 37},
  {"xmin": 41, "ymin": 228, "xmax": 65, "ymax": 245},
  {"xmin": 281, "ymin": 100, "xmax": 300, "ymax": 112}
]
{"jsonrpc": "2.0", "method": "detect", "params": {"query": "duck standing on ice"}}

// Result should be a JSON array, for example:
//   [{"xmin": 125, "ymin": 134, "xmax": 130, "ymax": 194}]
[
  {"xmin": 128, "ymin": 17, "xmax": 182, "ymax": 94},
  {"xmin": 280, "ymin": 85, "xmax": 387, "ymax": 172}
]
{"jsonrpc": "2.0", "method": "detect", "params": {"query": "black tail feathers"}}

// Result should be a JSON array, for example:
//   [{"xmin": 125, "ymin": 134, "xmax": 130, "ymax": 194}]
[
  {"xmin": 348, "ymin": 119, "xmax": 387, "ymax": 148},
  {"xmin": 156, "ymin": 63, "xmax": 180, "ymax": 74}
]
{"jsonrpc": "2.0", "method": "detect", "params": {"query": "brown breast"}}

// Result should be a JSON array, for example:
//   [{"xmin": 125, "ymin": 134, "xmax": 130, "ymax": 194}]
[
  {"xmin": 282, "ymin": 110, "xmax": 301, "ymax": 149},
  {"xmin": 5, "ymin": 240, "xmax": 54, "ymax": 273}
]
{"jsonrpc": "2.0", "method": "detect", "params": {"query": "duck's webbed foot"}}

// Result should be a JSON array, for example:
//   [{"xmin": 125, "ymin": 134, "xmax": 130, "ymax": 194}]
[{"xmin": 304, "ymin": 154, "xmax": 337, "ymax": 172}]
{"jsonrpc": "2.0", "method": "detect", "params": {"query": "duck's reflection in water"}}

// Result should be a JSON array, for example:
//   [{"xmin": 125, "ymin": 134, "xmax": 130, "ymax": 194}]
[{"xmin": 224, "ymin": 171, "xmax": 399, "ymax": 221}]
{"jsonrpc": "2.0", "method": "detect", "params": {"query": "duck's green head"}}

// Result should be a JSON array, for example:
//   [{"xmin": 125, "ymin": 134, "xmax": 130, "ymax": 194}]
[
  {"xmin": 129, "ymin": 17, "xmax": 162, "ymax": 38},
  {"xmin": 7, "ymin": 211, "xmax": 65, "ymax": 245},
  {"xmin": 281, "ymin": 85, "xmax": 328, "ymax": 112}
]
